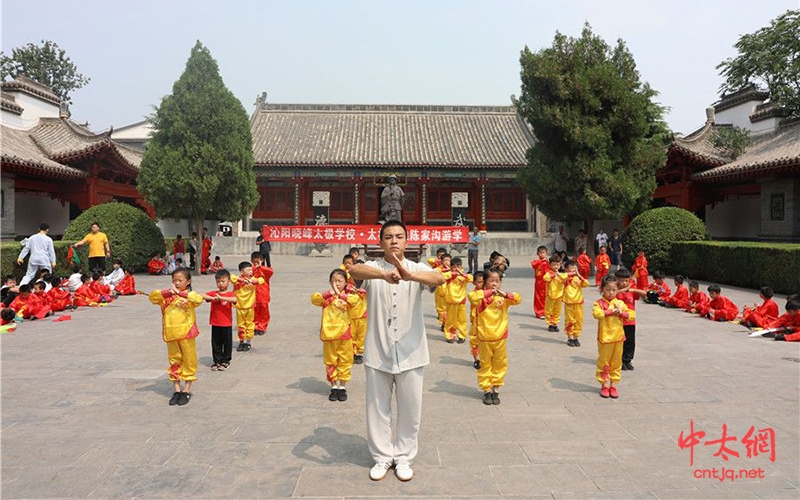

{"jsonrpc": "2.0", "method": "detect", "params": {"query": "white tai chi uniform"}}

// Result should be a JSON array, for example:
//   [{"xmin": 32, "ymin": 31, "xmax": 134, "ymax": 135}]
[{"xmin": 362, "ymin": 257, "xmax": 434, "ymax": 466}]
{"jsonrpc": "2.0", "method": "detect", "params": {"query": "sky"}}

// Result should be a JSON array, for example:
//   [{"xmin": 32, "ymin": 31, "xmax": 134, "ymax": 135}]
[{"xmin": 2, "ymin": 0, "xmax": 796, "ymax": 135}]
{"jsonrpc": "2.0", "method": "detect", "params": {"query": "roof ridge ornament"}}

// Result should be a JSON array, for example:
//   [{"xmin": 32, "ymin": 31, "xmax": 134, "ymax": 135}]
[{"xmin": 255, "ymin": 91, "xmax": 268, "ymax": 109}]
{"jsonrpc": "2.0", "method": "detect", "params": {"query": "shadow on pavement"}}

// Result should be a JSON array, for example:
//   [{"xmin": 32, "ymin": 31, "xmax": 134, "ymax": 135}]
[
  {"xmin": 529, "ymin": 333, "xmax": 565, "ymax": 344},
  {"xmin": 569, "ymin": 355, "xmax": 596, "ymax": 365},
  {"xmin": 292, "ymin": 426, "xmax": 372, "ymax": 466},
  {"xmin": 429, "ymin": 379, "xmax": 475, "ymax": 398},
  {"xmin": 438, "ymin": 355, "xmax": 473, "ymax": 367},
  {"xmin": 286, "ymin": 376, "xmax": 331, "ymax": 395},
  {"xmin": 549, "ymin": 377, "xmax": 598, "ymax": 393}
]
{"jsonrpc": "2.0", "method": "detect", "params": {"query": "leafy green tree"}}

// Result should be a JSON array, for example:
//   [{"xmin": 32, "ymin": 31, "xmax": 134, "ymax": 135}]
[
  {"xmin": 1, "ymin": 40, "xmax": 90, "ymax": 104},
  {"xmin": 138, "ymin": 41, "xmax": 258, "ymax": 273},
  {"xmin": 516, "ymin": 24, "xmax": 670, "ymax": 241},
  {"xmin": 717, "ymin": 10, "xmax": 800, "ymax": 119}
]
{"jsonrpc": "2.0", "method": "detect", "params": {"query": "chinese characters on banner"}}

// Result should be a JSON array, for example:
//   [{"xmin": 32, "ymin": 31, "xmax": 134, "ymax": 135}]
[
  {"xmin": 262, "ymin": 225, "xmax": 470, "ymax": 244},
  {"xmin": 678, "ymin": 420, "xmax": 776, "ymax": 466}
]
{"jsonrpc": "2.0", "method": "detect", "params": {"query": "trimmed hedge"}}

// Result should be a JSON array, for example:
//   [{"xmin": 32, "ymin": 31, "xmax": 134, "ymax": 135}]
[
  {"xmin": 671, "ymin": 241, "xmax": 800, "ymax": 295},
  {"xmin": 62, "ymin": 201, "xmax": 165, "ymax": 272},
  {"xmin": 1, "ymin": 240, "xmax": 84, "ymax": 280},
  {"xmin": 622, "ymin": 207, "xmax": 708, "ymax": 273}
]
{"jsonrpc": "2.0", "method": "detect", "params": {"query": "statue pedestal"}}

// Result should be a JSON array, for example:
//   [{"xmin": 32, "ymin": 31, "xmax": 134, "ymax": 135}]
[{"xmin": 309, "ymin": 243, "xmax": 332, "ymax": 258}]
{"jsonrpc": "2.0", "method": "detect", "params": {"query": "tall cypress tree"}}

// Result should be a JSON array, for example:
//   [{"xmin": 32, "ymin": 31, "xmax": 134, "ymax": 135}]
[
  {"xmin": 138, "ymin": 41, "xmax": 258, "ymax": 269},
  {"xmin": 516, "ymin": 24, "xmax": 670, "ymax": 237}
]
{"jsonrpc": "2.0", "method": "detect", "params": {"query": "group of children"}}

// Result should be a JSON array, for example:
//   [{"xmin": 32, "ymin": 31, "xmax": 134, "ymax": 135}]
[
  {"xmin": 0, "ymin": 259, "xmax": 139, "ymax": 331},
  {"xmin": 149, "ymin": 251, "xmax": 274, "ymax": 406}
]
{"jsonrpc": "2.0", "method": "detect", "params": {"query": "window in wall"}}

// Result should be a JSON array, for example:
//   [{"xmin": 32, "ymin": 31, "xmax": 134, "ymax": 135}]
[
  {"xmin": 770, "ymin": 193, "xmax": 785, "ymax": 221},
  {"xmin": 256, "ymin": 186, "xmax": 294, "ymax": 215},
  {"xmin": 486, "ymin": 188, "xmax": 525, "ymax": 218}
]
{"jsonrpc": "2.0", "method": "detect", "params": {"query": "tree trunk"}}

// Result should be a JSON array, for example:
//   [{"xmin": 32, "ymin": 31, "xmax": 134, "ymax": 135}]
[
  {"xmin": 585, "ymin": 217, "xmax": 594, "ymax": 257},
  {"xmin": 193, "ymin": 216, "xmax": 204, "ymax": 277}
]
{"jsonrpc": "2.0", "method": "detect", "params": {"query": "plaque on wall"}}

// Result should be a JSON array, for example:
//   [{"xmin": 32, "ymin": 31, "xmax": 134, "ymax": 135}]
[{"xmin": 770, "ymin": 193, "xmax": 785, "ymax": 221}]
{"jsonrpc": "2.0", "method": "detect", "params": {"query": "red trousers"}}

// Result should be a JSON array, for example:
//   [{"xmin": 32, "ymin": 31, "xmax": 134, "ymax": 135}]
[
  {"xmin": 254, "ymin": 302, "xmax": 270, "ymax": 332},
  {"xmin": 533, "ymin": 282, "xmax": 546, "ymax": 317}
]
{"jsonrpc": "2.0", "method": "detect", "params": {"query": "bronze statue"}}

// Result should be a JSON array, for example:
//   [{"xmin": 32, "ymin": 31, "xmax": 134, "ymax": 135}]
[{"xmin": 380, "ymin": 175, "xmax": 405, "ymax": 222}]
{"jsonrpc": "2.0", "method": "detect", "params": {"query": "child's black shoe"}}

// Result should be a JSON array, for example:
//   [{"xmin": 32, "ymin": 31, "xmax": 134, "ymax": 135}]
[
  {"xmin": 354, "ymin": 354, "xmax": 364, "ymax": 364},
  {"xmin": 169, "ymin": 392, "xmax": 181, "ymax": 406},
  {"xmin": 775, "ymin": 333, "xmax": 786, "ymax": 341},
  {"xmin": 236, "ymin": 342, "xmax": 245, "ymax": 352},
  {"xmin": 573, "ymin": 339, "xmax": 580, "ymax": 347},
  {"xmin": 456, "ymin": 337, "xmax": 465, "ymax": 344},
  {"xmin": 177, "ymin": 392, "xmax": 191, "ymax": 406},
  {"xmin": 491, "ymin": 392, "xmax": 500, "ymax": 405},
  {"xmin": 567, "ymin": 339, "xmax": 575, "ymax": 347},
  {"xmin": 482, "ymin": 392, "xmax": 493, "ymax": 405},
  {"xmin": 329, "ymin": 388, "xmax": 339, "ymax": 401},
  {"xmin": 473, "ymin": 360, "xmax": 480, "ymax": 370},
  {"xmin": 337, "ymin": 389, "xmax": 348, "ymax": 401}
]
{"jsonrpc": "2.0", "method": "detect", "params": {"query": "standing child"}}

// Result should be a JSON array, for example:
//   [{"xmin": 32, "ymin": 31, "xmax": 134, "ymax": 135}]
[
  {"xmin": 576, "ymin": 247, "xmax": 592, "ymax": 281},
  {"xmin": 530, "ymin": 245, "xmax": 549, "ymax": 319},
  {"xmin": 615, "ymin": 269, "xmax": 646, "ymax": 371},
  {"xmin": 594, "ymin": 246, "xmax": 611, "ymax": 287},
  {"xmin": 231, "ymin": 261, "xmax": 265, "ymax": 352},
  {"xmin": 703, "ymin": 285, "xmax": 739, "ymax": 321},
  {"xmin": 685, "ymin": 281, "xmax": 710, "ymax": 314},
  {"xmin": 443, "ymin": 257, "xmax": 473, "ymax": 343},
  {"xmin": 202, "ymin": 269, "xmax": 237, "ymax": 371},
  {"xmin": 345, "ymin": 270, "xmax": 368, "ymax": 364},
  {"xmin": 469, "ymin": 268, "xmax": 521, "ymax": 405},
  {"xmin": 543, "ymin": 255, "xmax": 566, "ymax": 332},
  {"xmin": 115, "ymin": 268, "xmax": 137, "ymax": 296},
  {"xmin": 428, "ymin": 248, "xmax": 448, "ymax": 327},
  {"xmin": 741, "ymin": 287, "xmax": 779, "ymax": 328},
  {"xmin": 172, "ymin": 235, "xmax": 185, "ymax": 264},
  {"xmin": 631, "ymin": 250, "xmax": 649, "ymax": 290},
  {"xmin": 562, "ymin": 260, "xmax": 589, "ymax": 346},
  {"xmin": 592, "ymin": 276, "xmax": 635, "ymax": 398},
  {"xmin": 435, "ymin": 253, "xmax": 452, "ymax": 330},
  {"xmin": 311, "ymin": 269, "xmax": 358, "ymax": 402},
  {"xmin": 149, "ymin": 268, "xmax": 204, "ymax": 405},
  {"xmin": 469, "ymin": 271, "xmax": 485, "ymax": 369},
  {"xmin": 251, "ymin": 252, "xmax": 274, "ymax": 336},
  {"xmin": 661, "ymin": 275, "xmax": 689, "ymax": 309}
]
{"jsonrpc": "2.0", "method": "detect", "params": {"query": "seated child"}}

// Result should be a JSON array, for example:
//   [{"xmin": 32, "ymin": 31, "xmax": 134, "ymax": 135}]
[
  {"xmin": 32, "ymin": 281, "xmax": 51, "ymax": 308},
  {"xmin": 703, "ymin": 284, "xmax": 739, "ymax": 321},
  {"xmin": 646, "ymin": 271, "xmax": 671, "ymax": 304},
  {"xmin": 67, "ymin": 265, "xmax": 83, "ymax": 292},
  {"xmin": 89, "ymin": 271, "xmax": 114, "ymax": 302},
  {"xmin": 661, "ymin": 275, "xmax": 689, "ymax": 309},
  {"xmin": 148, "ymin": 253, "xmax": 167, "ymax": 275},
  {"xmin": 1, "ymin": 275, "xmax": 19, "ymax": 307},
  {"xmin": 685, "ymin": 281, "xmax": 710, "ymax": 314},
  {"xmin": 9, "ymin": 284, "xmax": 52, "ymax": 319},
  {"xmin": 631, "ymin": 250, "xmax": 649, "ymax": 290},
  {"xmin": 311, "ymin": 269, "xmax": 358, "ymax": 402},
  {"xmin": 115, "ymin": 268, "xmax": 137, "ymax": 296},
  {"xmin": 73, "ymin": 274, "xmax": 102, "ymax": 307},
  {"xmin": 47, "ymin": 276, "xmax": 73, "ymax": 312},
  {"xmin": 164, "ymin": 253, "xmax": 177, "ymax": 275},
  {"xmin": 209, "ymin": 256, "xmax": 225, "ymax": 273},
  {"xmin": 1, "ymin": 307, "xmax": 16, "ymax": 326},
  {"xmin": 771, "ymin": 300, "xmax": 800, "ymax": 341},
  {"xmin": 34, "ymin": 269, "xmax": 53, "ymax": 292},
  {"xmin": 104, "ymin": 259, "xmax": 125, "ymax": 288},
  {"xmin": 741, "ymin": 286, "xmax": 779, "ymax": 328}
]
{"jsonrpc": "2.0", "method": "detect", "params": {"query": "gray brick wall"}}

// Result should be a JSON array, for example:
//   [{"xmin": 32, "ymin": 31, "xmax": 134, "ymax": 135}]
[
  {"xmin": 1, "ymin": 176, "xmax": 15, "ymax": 239},
  {"xmin": 760, "ymin": 178, "xmax": 800, "ymax": 240}
]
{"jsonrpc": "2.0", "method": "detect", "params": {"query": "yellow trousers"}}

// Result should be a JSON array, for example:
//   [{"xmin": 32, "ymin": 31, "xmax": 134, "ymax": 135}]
[
  {"xmin": 323, "ymin": 338, "xmax": 354, "ymax": 383},
  {"xmin": 236, "ymin": 307, "xmax": 255, "ymax": 341},
  {"xmin": 564, "ymin": 303, "xmax": 584, "ymax": 338},
  {"xmin": 477, "ymin": 338, "xmax": 507, "ymax": 391},
  {"xmin": 469, "ymin": 324, "xmax": 479, "ymax": 359},
  {"xmin": 445, "ymin": 302, "xmax": 467, "ymax": 340},
  {"xmin": 166, "ymin": 338, "xmax": 197, "ymax": 381},
  {"xmin": 596, "ymin": 341, "xmax": 623, "ymax": 385},
  {"xmin": 545, "ymin": 296, "xmax": 561, "ymax": 326},
  {"xmin": 435, "ymin": 289, "xmax": 446, "ymax": 324},
  {"xmin": 350, "ymin": 317, "xmax": 367, "ymax": 355}
]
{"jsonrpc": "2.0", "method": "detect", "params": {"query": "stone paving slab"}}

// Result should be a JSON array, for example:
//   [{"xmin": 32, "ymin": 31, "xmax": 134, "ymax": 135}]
[{"xmin": 1, "ymin": 253, "xmax": 799, "ymax": 498}]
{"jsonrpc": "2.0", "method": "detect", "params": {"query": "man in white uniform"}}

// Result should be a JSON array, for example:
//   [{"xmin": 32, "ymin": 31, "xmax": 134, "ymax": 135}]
[{"xmin": 349, "ymin": 221, "xmax": 444, "ymax": 482}]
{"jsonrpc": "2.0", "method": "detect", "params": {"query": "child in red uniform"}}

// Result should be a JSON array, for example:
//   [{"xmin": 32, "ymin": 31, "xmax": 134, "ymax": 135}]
[
  {"xmin": 685, "ymin": 281, "xmax": 710, "ymax": 314},
  {"xmin": 704, "ymin": 284, "xmax": 739, "ymax": 321},
  {"xmin": 771, "ymin": 301, "xmax": 800, "ymax": 341},
  {"xmin": 646, "ymin": 271, "xmax": 671, "ymax": 304},
  {"xmin": 631, "ymin": 250, "xmax": 649, "ymax": 290},
  {"xmin": 90, "ymin": 271, "xmax": 114, "ymax": 302},
  {"xmin": 73, "ymin": 275, "xmax": 101, "ymax": 307},
  {"xmin": 615, "ymin": 269, "xmax": 646, "ymax": 371},
  {"xmin": 575, "ymin": 247, "xmax": 592, "ymax": 281},
  {"xmin": 251, "ymin": 251, "xmax": 274, "ymax": 336},
  {"xmin": 594, "ymin": 246, "xmax": 611, "ymax": 287},
  {"xmin": 46, "ymin": 276, "xmax": 72, "ymax": 312},
  {"xmin": 209, "ymin": 256, "xmax": 225, "ymax": 274},
  {"xmin": 530, "ymin": 245, "xmax": 549, "ymax": 319},
  {"xmin": 32, "ymin": 281, "xmax": 50, "ymax": 306},
  {"xmin": 741, "ymin": 287, "xmax": 779, "ymax": 328},
  {"xmin": 148, "ymin": 253, "xmax": 166, "ymax": 275},
  {"xmin": 9, "ymin": 284, "xmax": 52, "ymax": 319},
  {"xmin": 202, "ymin": 269, "xmax": 237, "ymax": 370},
  {"xmin": 115, "ymin": 268, "xmax": 137, "ymax": 296},
  {"xmin": 661, "ymin": 275, "xmax": 689, "ymax": 309}
]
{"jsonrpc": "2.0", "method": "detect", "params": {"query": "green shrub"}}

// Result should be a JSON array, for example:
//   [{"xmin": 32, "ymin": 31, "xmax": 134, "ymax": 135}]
[
  {"xmin": 62, "ymin": 201, "xmax": 165, "ymax": 272},
  {"xmin": 621, "ymin": 207, "xmax": 707, "ymax": 273},
  {"xmin": 671, "ymin": 241, "xmax": 800, "ymax": 295},
  {"xmin": 1, "ymin": 240, "xmax": 83, "ymax": 281}
]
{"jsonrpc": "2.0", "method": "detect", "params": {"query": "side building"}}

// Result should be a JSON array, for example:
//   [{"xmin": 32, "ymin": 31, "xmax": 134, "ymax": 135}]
[{"xmin": 245, "ymin": 97, "xmax": 541, "ymax": 233}]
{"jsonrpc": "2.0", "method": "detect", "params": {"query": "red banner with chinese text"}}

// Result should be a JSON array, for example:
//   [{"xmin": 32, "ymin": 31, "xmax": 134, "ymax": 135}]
[{"xmin": 262, "ymin": 225, "xmax": 469, "ymax": 244}]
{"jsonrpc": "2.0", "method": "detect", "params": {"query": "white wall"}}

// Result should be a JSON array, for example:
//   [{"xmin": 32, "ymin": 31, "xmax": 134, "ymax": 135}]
[
  {"xmin": 705, "ymin": 195, "xmax": 760, "ymax": 239},
  {"xmin": 14, "ymin": 192, "xmax": 70, "ymax": 236},
  {"xmin": 156, "ymin": 218, "xmax": 221, "ymax": 238},
  {"xmin": 715, "ymin": 100, "xmax": 762, "ymax": 132},
  {"xmin": 111, "ymin": 121, "xmax": 153, "ymax": 140}
]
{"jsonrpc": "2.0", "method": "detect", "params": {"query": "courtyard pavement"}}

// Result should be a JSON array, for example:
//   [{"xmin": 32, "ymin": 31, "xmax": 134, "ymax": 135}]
[{"xmin": 1, "ymin": 254, "xmax": 799, "ymax": 499}]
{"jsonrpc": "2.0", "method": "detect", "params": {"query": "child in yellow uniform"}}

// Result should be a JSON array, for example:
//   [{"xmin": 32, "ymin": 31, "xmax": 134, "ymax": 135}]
[
  {"xmin": 231, "ymin": 261, "xmax": 265, "ymax": 352},
  {"xmin": 562, "ymin": 259, "xmax": 589, "ymax": 347},
  {"xmin": 443, "ymin": 257, "xmax": 474, "ymax": 343},
  {"xmin": 345, "ymin": 279, "xmax": 368, "ymax": 365},
  {"xmin": 543, "ymin": 255, "xmax": 566, "ymax": 332},
  {"xmin": 592, "ymin": 275, "xmax": 635, "ymax": 399},
  {"xmin": 149, "ymin": 268, "xmax": 204, "ymax": 406},
  {"xmin": 428, "ymin": 248, "xmax": 448, "ymax": 328},
  {"xmin": 312, "ymin": 269, "xmax": 359, "ymax": 402},
  {"xmin": 469, "ymin": 271, "xmax": 485, "ymax": 370},
  {"xmin": 469, "ymin": 267, "xmax": 521, "ymax": 405}
]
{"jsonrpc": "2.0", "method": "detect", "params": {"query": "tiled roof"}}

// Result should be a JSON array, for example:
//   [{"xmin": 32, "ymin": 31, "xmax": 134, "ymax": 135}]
[
  {"xmin": 692, "ymin": 120, "xmax": 800, "ymax": 182},
  {"xmin": 1, "ymin": 76, "xmax": 61, "ymax": 105},
  {"xmin": 29, "ymin": 118, "xmax": 141, "ymax": 173},
  {"xmin": 713, "ymin": 84, "xmax": 769, "ymax": 113},
  {"xmin": 0, "ymin": 124, "xmax": 87, "ymax": 179},
  {"xmin": 250, "ymin": 103, "xmax": 534, "ymax": 168},
  {"xmin": 1, "ymin": 92, "xmax": 23, "ymax": 115},
  {"xmin": 668, "ymin": 123, "xmax": 728, "ymax": 167}
]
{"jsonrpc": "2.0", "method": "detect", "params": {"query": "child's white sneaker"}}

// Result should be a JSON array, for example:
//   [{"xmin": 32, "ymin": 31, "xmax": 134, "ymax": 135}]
[
  {"xmin": 369, "ymin": 462, "xmax": 392, "ymax": 481},
  {"xmin": 395, "ymin": 462, "xmax": 413, "ymax": 481}
]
